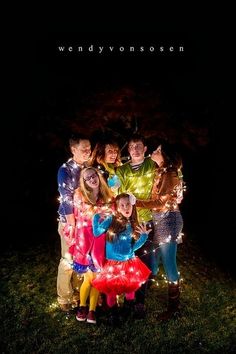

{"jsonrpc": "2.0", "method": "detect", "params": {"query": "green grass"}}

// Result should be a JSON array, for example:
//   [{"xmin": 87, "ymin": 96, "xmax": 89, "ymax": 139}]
[{"xmin": 0, "ymin": 238, "xmax": 235, "ymax": 354}]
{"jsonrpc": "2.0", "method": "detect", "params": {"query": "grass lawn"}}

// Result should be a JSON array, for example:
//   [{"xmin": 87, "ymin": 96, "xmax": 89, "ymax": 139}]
[{"xmin": 0, "ymin": 237, "xmax": 235, "ymax": 354}]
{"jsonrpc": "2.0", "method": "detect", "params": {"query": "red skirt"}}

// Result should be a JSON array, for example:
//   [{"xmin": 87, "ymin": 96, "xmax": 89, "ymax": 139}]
[{"xmin": 92, "ymin": 257, "xmax": 151, "ymax": 295}]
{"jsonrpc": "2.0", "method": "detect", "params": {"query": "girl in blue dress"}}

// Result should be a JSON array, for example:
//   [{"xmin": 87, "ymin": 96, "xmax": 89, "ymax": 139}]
[{"xmin": 92, "ymin": 193, "xmax": 151, "ymax": 316}]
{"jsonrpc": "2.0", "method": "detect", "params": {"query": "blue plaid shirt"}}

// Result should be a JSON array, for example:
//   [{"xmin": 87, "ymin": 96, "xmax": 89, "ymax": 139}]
[{"xmin": 57, "ymin": 158, "xmax": 84, "ymax": 222}]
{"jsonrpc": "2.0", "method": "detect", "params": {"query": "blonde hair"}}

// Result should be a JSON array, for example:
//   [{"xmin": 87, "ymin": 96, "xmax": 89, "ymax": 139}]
[{"xmin": 79, "ymin": 167, "xmax": 113, "ymax": 205}]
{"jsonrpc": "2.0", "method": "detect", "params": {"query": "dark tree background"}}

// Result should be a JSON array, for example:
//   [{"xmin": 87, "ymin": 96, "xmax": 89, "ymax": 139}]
[{"xmin": 6, "ymin": 22, "xmax": 234, "ymax": 275}]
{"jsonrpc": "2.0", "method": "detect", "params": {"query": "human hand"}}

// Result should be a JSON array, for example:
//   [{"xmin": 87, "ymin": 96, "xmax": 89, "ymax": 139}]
[
  {"xmin": 176, "ymin": 194, "xmax": 183, "ymax": 204},
  {"xmin": 107, "ymin": 175, "xmax": 121, "ymax": 189},
  {"xmin": 135, "ymin": 222, "xmax": 152, "ymax": 235},
  {"xmin": 97, "ymin": 206, "xmax": 112, "ymax": 220},
  {"xmin": 63, "ymin": 224, "xmax": 76, "ymax": 246}
]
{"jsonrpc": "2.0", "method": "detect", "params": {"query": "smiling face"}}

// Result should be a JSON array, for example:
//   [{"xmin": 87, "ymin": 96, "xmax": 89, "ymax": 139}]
[
  {"xmin": 117, "ymin": 197, "xmax": 133, "ymax": 218},
  {"xmin": 71, "ymin": 139, "xmax": 91, "ymax": 164},
  {"xmin": 83, "ymin": 169, "xmax": 99, "ymax": 189},
  {"xmin": 104, "ymin": 144, "xmax": 119, "ymax": 164}
]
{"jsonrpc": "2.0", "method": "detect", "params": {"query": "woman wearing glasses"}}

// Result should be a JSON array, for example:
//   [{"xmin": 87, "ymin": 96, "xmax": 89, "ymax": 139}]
[{"xmin": 63, "ymin": 167, "xmax": 114, "ymax": 324}]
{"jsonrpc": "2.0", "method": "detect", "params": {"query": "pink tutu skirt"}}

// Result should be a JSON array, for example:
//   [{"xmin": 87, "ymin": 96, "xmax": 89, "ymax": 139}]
[{"xmin": 92, "ymin": 257, "xmax": 151, "ymax": 295}]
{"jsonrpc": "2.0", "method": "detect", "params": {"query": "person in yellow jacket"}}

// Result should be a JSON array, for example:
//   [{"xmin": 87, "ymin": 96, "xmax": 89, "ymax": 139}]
[{"xmin": 116, "ymin": 134, "xmax": 156, "ymax": 318}]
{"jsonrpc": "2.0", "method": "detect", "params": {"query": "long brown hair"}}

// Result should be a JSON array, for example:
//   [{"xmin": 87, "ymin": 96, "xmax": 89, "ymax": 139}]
[
  {"xmin": 158, "ymin": 141, "xmax": 183, "ymax": 170},
  {"xmin": 90, "ymin": 141, "xmax": 121, "ymax": 168},
  {"xmin": 78, "ymin": 167, "xmax": 113, "ymax": 205},
  {"xmin": 106, "ymin": 193, "xmax": 138, "ymax": 242}
]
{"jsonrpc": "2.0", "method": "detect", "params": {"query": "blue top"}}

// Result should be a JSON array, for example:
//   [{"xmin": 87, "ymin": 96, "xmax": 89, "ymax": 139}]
[
  {"xmin": 57, "ymin": 158, "xmax": 83, "ymax": 222},
  {"xmin": 92, "ymin": 214, "xmax": 148, "ymax": 261}
]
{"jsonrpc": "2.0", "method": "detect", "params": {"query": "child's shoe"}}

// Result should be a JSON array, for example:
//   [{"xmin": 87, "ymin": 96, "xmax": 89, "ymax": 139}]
[
  {"xmin": 76, "ymin": 306, "xmax": 87, "ymax": 321},
  {"xmin": 87, "ymin": 310, "xmax": 96, "ymax": 324}
]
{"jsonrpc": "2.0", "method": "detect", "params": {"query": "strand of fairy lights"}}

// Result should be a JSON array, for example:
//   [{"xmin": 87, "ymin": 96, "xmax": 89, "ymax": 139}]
[{"xmin": 57, "ymin": 163, "xmax": 186, "ymax": 288}]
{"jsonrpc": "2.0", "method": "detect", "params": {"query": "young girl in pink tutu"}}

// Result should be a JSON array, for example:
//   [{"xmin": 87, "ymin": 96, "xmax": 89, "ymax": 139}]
[{"xmin": 92, "ymin": 193, "xmax": 151, "ymax": 323}]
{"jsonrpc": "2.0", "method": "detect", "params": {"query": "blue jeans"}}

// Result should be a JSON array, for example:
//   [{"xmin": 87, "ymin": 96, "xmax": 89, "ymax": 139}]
[{"xmin": 153, "ymin": 242, "xmax": 179, "ymax": 282}]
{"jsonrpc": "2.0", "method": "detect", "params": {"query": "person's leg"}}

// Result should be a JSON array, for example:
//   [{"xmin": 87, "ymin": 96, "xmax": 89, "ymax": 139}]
[
  {"xmin": 134, "ymin": 238, "xmax": 154, "ymax": 318},
  {"xmin": 71, "ymin": 272, "xmax": 83, "ymax": 307},
  {"xmin": 87, "ymin": 272, "xmax": 99, "ymax": 312},
  {"xmin": 140, "ymin": 222, "xmax": 158, "ymax": 275},
  {"xmin": 154, "ymin": 247, "xmax": 162, "ymax": 276},
  {"xmin": 160, "ymin": 242, "xmax": 179, "ymax": 282},
  {"xmin": 57, "ymin": 222, "xmax": 74, "ymax": 310},
  {"xmin": 135, "ymin": 240, "xmax": 153, "ymax": 304},
  {"xmin": 76, "ymin": 271, "xmax": 91, "ymax": 321},
  {"xmin": 120, "ymin": 292, "xmax": 135, "ymax": 320},
  {"xmin": 149, "ymin": 245, "xmax": 159, "ymax": 277},
  {"xmin": 167, "ymin": 281, "xmax": 180, "ymax": 313},
  {"xmin": 106, "ymin": 293, "xmax": 120, "ymax": 326},
  {"xmin": 146, "ymin": 244, "xmax": 160, "ymax": 289},
  {"xmin": 85, "ymin": 272, "xmax": 99, "ymax": 324},
  {"xmin": 79, "ymin": 272, "xmax": 91, "ymax": 307},
  {"xmin": 106, "ymin": 293, "xmax": 117, "ymax": 308},
  {"xmin": 157, "ymin": 242, "xmax": 180, "ymax": 320},
  {"xmin": 125, "ymin": 292, "xmax": 135, "ymax": 300}
]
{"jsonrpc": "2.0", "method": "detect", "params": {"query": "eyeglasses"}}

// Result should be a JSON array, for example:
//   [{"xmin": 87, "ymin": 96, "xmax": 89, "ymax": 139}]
[{"xmin": 84, "ymin": 173, "xmax": 98, "ymax": 182}]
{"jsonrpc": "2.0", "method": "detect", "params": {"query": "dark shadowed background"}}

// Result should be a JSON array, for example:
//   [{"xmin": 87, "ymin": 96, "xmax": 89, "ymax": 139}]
[{"xmin": 5, "ymin": 21, "xmax": 234, "ymax": 275}]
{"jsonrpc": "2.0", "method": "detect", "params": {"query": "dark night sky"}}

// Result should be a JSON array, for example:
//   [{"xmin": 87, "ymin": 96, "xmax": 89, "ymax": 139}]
[{"xmin": 5, "ymin": 19, "xmax": 234, "ymax": 274}]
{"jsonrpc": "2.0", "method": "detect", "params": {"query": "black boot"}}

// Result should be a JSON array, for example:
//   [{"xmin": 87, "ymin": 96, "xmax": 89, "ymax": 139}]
[
  {"xmin": 167, "ymin": 281, "xmax": 180, "ymax": 313},
  {"xmin": 133, "ymin": 302, "xmax": 146, "ymax": 319},
  {"xmin": 121, "ymin": 299, "xmax": 134, "ymax": 320},
  {"xmin": 107, "ymin": 305, "xmax": 120, "ymax": 326},
  {"xmin": 133, "ymin": 282, "xmax": 147, "ymax": 319},
  {"xmin": 157, "ymin": 281, "xmax": 180, "ymax": 321}
]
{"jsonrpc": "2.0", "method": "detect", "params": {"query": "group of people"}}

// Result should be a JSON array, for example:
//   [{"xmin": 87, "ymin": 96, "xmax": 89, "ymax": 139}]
[{"xmin": 56, "ymin": 133, "xmax": 185, "ymax": 325}]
